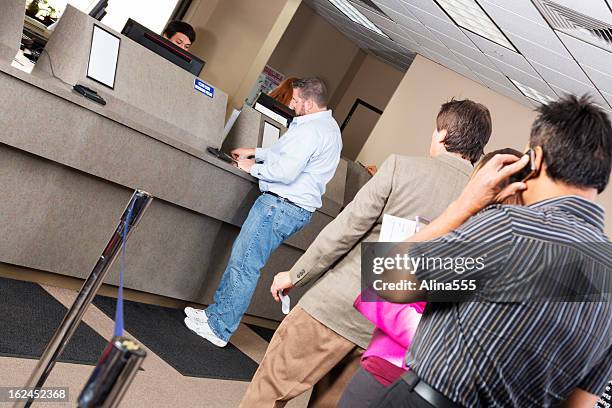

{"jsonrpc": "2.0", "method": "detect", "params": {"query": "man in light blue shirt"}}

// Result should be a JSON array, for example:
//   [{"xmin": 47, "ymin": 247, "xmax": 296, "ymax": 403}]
[{"xmin": 184, "ymin": 77, "xmax": 342, "ymax": 347}]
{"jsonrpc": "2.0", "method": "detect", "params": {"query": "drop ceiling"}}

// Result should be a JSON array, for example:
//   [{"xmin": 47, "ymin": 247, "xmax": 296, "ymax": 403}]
[{"xmin": 304, "ymin": 0, "xmax": 612, "ymax": 115}]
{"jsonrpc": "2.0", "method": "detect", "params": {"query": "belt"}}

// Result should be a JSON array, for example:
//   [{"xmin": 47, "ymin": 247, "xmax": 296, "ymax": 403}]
[
  {"xmin": 403, "ymin": 371, "xmax": 462, "ymax": 408},
  {"xmin": 263, "ymin": 191, "xmax": 300, "ymax": 208}
]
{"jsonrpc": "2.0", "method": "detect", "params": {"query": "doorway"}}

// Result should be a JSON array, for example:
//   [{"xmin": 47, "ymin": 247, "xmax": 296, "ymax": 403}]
[{"xmin": 340, "ymin": 98, "xmax": 382, "ymax": 161}]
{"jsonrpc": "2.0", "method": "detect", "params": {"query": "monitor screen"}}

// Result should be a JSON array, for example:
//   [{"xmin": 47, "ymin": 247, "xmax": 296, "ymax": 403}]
[
  {"xmin": 253, "ymin": 92, "xmax": 294, "ymax": 127},
  {"xmin": 121, "ymin": 18, "xmax": 205, "ymax": 76},
  {"xmin": 261, "ymin": 121, "xmax": 281, "ymax": 148},
  {"xmin": 254, "ymin": 103, "xmax": 289, "ymax": 128},
  {"xmin": 87, "ymin": 25, "xmax": 120, "ymax": 89}
]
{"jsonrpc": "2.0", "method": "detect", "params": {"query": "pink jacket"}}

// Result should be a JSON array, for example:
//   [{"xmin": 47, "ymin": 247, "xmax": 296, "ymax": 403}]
[{"xmin": 354, "ymin": 290, "xmax": 426, "ymax": 368}]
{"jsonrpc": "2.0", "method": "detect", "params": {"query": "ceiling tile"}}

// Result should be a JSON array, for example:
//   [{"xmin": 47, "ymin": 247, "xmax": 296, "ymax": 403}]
[
  {"xmin": 452, "ymin": 52, "xmax": 508, "ymax": 85},
  {"xmin": 398, "ymin": 26, "xmax": 451, "ymax": 55},
  {"xmin": 374, "ymin": 0, "xmax": 424, "ymax": 28},
  {"xmin": 398, "ymin": 0, "xmax": 449, "ymax": 18},
  {"xmin": 505, "ymin": 33, "xmax": 594, "ymax": 85},
  {"xmin": 477, "ymin": 0, "xmax": 573, "ymax": 56},
  {"xmin": 602, "ymin": 91, "xmax": 612, "ymax": 109},
  {"xmin": 425, "ymin": 27, "xmax": 493, "ymax": 65},
  {"xmin": 549, "ymin": 84, "xmax": 611, "ymax": 108},
  {"xmin": 480, "ymin": 0, "xmax": 551, "ymax": 26},
  {"xmin": 481, "ymin": 78, "xmax": 533, "ymax": 106},
  {"xmin": 304, "ymin": 0, "xmax": 612, "ymax": 109},
  {"xmin": 557, "ymin": 32, "xmax": 612, "ymax": 95}
]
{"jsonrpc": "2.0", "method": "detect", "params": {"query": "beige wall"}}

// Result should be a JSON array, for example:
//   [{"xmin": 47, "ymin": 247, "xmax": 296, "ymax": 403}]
[
  {"xmin": 183, "ymin": 0, "xmax": 220, "ymax": 28},
  {"xmin": 333, "ymin": 54, "xmax": 404, "ymax": 124},
  {"xmin": 332, "ymin": 54, "xmax": 404, "ymax": 158},
  {"xmin": 358, "ymin": 55, "xmax": 612, "ymax": 235},
  {"xmin": 266, "ymin": 2, "xmax": 361, "ymax": 102},
  {"xmin": 185, "ymin": 0, "xmax": 301, "ymax": 109},
  {"xmin": 357, "ymin": 55, "xmax": 539, "ymax": 165}
]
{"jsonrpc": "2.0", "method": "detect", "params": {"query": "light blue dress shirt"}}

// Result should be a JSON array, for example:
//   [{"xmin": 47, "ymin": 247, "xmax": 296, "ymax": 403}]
[{"xmin": 250, "ymin": 110, "xmax": 342, "ymax": 212}]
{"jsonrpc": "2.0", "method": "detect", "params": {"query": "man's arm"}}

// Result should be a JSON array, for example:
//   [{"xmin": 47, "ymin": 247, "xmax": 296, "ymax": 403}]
[
  {"xmin": 410, "ymin": 153, "xmax": 529, "ymax": 242},
  {"xmin": 269, "ymin": 155, "xmax": 397, "ymax": 300},
  {"xmin": 254, "ymin": 147, "xmax": 267, "ymax": 162},
  {"xmin": 250, "ymin": 129, "xmax": 317, "ymax": 184},
  {"xmin": 377, "ymin": 153, "xmax": 529, "ymax": 303}
]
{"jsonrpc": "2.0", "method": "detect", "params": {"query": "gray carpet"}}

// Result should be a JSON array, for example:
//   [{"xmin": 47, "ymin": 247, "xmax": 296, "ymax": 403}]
[
  {"xmin": 93, "ymin": 295, "xmax": 259, "ymax": 381},
  {"xmin": 0, "ymin": 276, "xmax": 108, "ymax": 365}
]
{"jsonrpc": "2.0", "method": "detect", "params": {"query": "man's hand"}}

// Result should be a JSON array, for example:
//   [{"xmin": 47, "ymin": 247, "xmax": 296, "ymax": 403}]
[
  {"xmin": 456, "ymin": 153, "xmax": 529, "ymax": 217},
  {"xmin": 231, "ymin": 147, "xmax": 255, "ymax": 160},
  {"xmin": 270, "ymin": 272, "xmax": 293, "ymax": 302},
  {"xmin": 237, "ymin": 158, "xmax": 255, "ymax": 173}
]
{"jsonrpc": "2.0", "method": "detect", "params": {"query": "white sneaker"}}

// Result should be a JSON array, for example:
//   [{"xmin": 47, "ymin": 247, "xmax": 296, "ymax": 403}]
[
  {"xmin": 184, "ymin": 317, "xmax": 228, "ymax": 347},
  {"xmin": 184, "ymin": 306, "xmax": 208, "ymax": 323}
]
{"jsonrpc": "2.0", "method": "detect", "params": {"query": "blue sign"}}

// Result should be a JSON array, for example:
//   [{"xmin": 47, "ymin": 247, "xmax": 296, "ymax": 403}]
[{"xmin": 194, "ymin": 78, "xmax": 214, "ymax": 98}]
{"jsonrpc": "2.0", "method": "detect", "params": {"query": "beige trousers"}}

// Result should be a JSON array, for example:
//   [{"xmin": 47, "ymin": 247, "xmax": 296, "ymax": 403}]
[{"xmin": 240, "ymin": 306, "xmax": 364, "ymax": 408}]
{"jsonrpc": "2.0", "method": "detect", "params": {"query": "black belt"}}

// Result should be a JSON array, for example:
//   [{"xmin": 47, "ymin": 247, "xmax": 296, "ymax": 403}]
[
  {"xmin": 263, "ymin": 191, "xmax": 300, "ymax": 208},
  {"xmin": 403, "ymin": 371, "xmax": 462, "ymax": 408}
]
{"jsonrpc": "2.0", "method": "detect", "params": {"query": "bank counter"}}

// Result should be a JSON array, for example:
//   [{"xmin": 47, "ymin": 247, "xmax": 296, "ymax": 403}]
[{"xmin": 0, "ymin": 5, "xmax": 372, "ymax": 321}]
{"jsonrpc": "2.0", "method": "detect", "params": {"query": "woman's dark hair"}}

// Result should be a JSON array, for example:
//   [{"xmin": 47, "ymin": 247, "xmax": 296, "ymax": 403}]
[
  {"xmin": 530, "ymin": 95, "xmax": 612, "ymax": 193},
  {"xmin": 473, "ymin": 148, "xmax": 523, "ymax": 175},
  {"xmin": 473, "ymin": 148, "xmax": 524, "ymax": 205}
]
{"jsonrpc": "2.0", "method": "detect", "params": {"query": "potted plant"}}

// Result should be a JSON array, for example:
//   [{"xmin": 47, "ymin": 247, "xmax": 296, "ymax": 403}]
[
  {"xmin": 25, "ymin": 0, "xmax": 41, "ymax": 18},
  {"xmin": 42, "ymin": 4, "xmax": 59, "ymax": 26}
]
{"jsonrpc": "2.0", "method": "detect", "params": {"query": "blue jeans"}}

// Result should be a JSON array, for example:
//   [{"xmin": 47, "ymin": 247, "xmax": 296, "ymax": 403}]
[{"xmin": 206, "ymin": 193, "xmax": 312, "ymax": 341}]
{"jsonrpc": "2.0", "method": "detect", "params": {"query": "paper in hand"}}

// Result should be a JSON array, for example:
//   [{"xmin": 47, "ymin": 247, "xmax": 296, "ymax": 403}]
[{"xmin": 379, "ymin": 214, "xmax": 418, "ymax": 242}]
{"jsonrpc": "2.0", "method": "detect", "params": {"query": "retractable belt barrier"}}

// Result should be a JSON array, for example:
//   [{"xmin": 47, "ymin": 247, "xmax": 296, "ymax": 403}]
[
  {"xmin": 17, "ymin": 190, "xmax": 153, "ymax": 408},
  {"xmin": 78, "ymin": 199, "xmax": 146, "ymax": 408}
]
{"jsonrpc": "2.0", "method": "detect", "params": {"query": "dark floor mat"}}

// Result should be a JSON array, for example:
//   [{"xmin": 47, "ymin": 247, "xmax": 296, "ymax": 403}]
[
  {"xmin": 0, "ymin": 276, "xmax": 108, "ymax": 366},
  {"xmin": 92, "ymin": 295, "xmax": 259, "ymax": 381},
  {"xmin": 246, "ymin": 323, "xmax": 276, "ymax": 343}
]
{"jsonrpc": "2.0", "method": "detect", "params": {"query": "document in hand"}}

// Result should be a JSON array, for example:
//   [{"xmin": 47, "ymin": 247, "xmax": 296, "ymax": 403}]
[{"xmin": 379, "ymin": 214, "xmax": 418, "ymax": 242}]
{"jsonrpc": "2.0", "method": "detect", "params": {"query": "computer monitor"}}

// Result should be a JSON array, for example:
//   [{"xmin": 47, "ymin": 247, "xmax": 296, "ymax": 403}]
[
  {"xmin": 121, "ymin": 18, "xmax": 205, "ymax": 76},
  {"xmin": 87, "ymin": 25, "xmax": 120, "ymax": 89},
  {"xmin": 253, "ymin": 92, "xmax": 295, "ymax": 128},
  {"xmin": 261, "ymin": 121, "xmax": 281, "ymax": 148}
]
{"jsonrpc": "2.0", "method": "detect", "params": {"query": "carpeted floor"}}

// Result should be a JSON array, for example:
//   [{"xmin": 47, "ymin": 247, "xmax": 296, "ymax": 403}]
[
  {"xmin": 93, "ymin": 295, "xmax": 260, "ymax": 381},
  {"xmin": 0, "ymin": 277, "xmax": 108, "ymax": 365}
]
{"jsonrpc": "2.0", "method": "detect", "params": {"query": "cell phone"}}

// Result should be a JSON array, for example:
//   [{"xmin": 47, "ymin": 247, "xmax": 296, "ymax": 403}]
[{"xmin": 509, "ymin": 149, "xmax": 537, "ymax": 183}]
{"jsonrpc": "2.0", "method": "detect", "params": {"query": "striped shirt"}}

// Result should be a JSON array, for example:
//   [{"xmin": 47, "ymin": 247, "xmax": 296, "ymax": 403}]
[{"xmin": 406, "ymin": 196, "xmax": 612, "ymax": 407}]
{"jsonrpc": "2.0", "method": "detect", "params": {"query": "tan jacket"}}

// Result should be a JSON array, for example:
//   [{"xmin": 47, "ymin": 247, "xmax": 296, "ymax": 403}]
[{"xmin": 289, "ymin": 153, "xmax": 473, "ymax": 348}]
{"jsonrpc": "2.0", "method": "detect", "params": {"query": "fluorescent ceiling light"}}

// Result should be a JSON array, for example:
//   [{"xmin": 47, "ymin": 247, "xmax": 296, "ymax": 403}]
[
  {"xmin": 328, "ymin": 0, "xmax": 389, "ymax": 38},
  {"xmin": 435, "ymin": 0, "xmax": 517, "ymax": 51},
  {"xmin": 509, "ymin": 78, "xmax": 555, "ymax": 105}
]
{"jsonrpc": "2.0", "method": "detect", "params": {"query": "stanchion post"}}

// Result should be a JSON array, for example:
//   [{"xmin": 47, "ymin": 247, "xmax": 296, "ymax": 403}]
[{"xmin": 15, "ymin": 190, "xmax": 153, "ymax": 408}]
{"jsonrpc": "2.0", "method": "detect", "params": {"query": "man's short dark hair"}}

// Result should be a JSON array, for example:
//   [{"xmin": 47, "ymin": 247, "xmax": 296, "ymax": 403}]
[
  {"xmin": 292, "ymin": 77, "xmax": 328, "ymax": 107},
  {"xmin": 530, "ymin": 94, "xmax": 612, "ymax": 193},
  {"xmin": 436, "ymin": 99, "xmax": 492, "ymax": 164},
  {"xmin": 163, "ymin": 20, "xmax": 196, "ymax": 43}
]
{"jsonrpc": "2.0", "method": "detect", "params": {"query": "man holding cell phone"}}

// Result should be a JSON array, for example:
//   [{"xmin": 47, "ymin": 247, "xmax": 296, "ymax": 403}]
[{"xmin": 371, "ymin": 95, "xmax": 612, "ymax": 408}]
